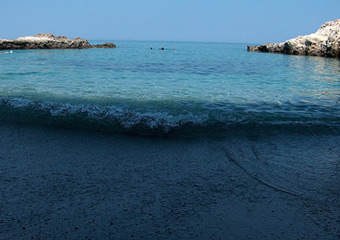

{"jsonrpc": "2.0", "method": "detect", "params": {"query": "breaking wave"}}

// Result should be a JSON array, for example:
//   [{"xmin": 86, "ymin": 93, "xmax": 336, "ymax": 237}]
[{"xmin": 1, "ymin": 96, "xmax": 340, "ymax": 137}]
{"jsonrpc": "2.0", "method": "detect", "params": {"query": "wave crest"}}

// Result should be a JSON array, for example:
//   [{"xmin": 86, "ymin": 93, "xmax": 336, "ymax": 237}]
[{"xmin": 1, "ymin": 97, "xmax": 340, "ymax": 137}]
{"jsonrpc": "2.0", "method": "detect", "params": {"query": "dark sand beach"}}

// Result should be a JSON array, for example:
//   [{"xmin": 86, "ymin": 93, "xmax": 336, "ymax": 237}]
[{"xmin": 1, "ymin": 123, "xmax": 339, "ymax": 239}]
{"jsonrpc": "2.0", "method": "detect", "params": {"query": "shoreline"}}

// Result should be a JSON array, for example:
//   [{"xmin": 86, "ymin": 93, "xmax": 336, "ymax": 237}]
[
  {"xmin": 248, "ymin": 19, "xmax": 340, "ymax": 58},
  {"xmin": 1, "ymin": 122, "xmax": 339, "ymax": 239}
]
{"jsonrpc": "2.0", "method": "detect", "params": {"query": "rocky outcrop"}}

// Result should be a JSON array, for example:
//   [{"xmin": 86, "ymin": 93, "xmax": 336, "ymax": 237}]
[
  {"xmin": 92, "ymin": 42, "xmax": 117, "ymax": 48},
  {"xmin": 248, "ymin": 19, "xmax": 340, "ymax": 58},
  {"xmin": 0, "ymin": 33, "xmax": 116, "ymax": 50}
]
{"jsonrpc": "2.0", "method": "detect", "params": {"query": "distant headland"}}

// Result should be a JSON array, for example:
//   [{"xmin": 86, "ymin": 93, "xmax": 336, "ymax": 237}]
[
  {"xmin": 0, "ymin": 33, "xmax": 116, "ymax": 50},
  {"xmin": 248, "ymin": 19, "xmax": 340, "ymax": 58}
]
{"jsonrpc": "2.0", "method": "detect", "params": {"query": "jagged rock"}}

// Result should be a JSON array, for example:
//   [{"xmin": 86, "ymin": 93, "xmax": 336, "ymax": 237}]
[
  {"xmin": 92, "ymin": 42, "xmax": 117, "ymax": 48},
  {"xmin": 0, "ymin": 34, "xmax": 116, "ymax": 50},
  {"xmin": 247, "ymin": 19, "xmax": 340, "ymax": 58}
]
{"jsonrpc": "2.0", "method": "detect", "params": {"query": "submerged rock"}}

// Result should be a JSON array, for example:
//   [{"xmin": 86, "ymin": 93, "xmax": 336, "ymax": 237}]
[
  {"xmin": 0, "ymin": 33, "xmax": 116, "ymax": 50},
  {"xmin": 247, "ymin": 19, "xmax": 340, "ymax": 58}
]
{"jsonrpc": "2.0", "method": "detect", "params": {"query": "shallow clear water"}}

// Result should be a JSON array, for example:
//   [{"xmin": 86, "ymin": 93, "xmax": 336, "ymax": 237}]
[{"xmin": 1, "ymin": 41, "xmax": 340, "ymax": 135}]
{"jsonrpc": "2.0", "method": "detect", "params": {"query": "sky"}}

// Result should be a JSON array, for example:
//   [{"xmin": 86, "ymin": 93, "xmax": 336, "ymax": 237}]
[{"xmin": 0, "ymin": 0, "xmax": 339, "ymax": 44}]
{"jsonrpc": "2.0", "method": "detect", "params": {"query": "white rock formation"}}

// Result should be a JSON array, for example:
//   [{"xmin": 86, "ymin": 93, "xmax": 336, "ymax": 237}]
[{"xmin": 248, "ymin": 19, "xmax": 340, "ymax": 58}]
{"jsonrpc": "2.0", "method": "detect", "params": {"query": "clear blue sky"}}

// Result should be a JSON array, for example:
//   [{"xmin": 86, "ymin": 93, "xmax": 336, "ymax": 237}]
[{"xmin": 0, "ymin": 0, "xmax": 339, "ymax": 43}]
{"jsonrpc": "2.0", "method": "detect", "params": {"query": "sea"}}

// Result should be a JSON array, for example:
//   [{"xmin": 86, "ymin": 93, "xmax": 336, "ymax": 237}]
[{"xmin": 1, "ymin": 40, "xmax": 340, "ymax": 136}]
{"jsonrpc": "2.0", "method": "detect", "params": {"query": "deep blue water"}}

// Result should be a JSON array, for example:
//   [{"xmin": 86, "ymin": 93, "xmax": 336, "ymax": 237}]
[{"xmin": 1, "ymin": 41, "xmax": 340, "ymax": 135}]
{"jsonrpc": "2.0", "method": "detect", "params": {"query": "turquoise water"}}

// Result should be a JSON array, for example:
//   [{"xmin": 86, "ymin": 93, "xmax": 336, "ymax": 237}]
[{"xmin": 1, "ymin": 41, "xmax": 340, "ymax": 135}]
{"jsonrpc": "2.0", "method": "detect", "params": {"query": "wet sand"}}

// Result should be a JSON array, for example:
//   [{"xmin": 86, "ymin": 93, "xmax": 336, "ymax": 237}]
[{"xmin": 0, "ymin": 123, "xmax": 339, "ymax": 239}]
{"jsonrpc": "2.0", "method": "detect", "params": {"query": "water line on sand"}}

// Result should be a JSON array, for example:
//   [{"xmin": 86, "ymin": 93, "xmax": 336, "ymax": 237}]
[{"xmin": 224, "ymin": 148, "xmax": 302, "ymax": 197}]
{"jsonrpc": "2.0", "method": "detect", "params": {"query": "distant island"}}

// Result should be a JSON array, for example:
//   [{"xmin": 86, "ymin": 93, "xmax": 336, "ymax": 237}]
[
  {"xmin": 0, "ymin": 33, "xmax": 116, "ymax": 50},
  {"xmin": 248, "ymin": 19, "xmax": 340, "ymax": 58}
]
